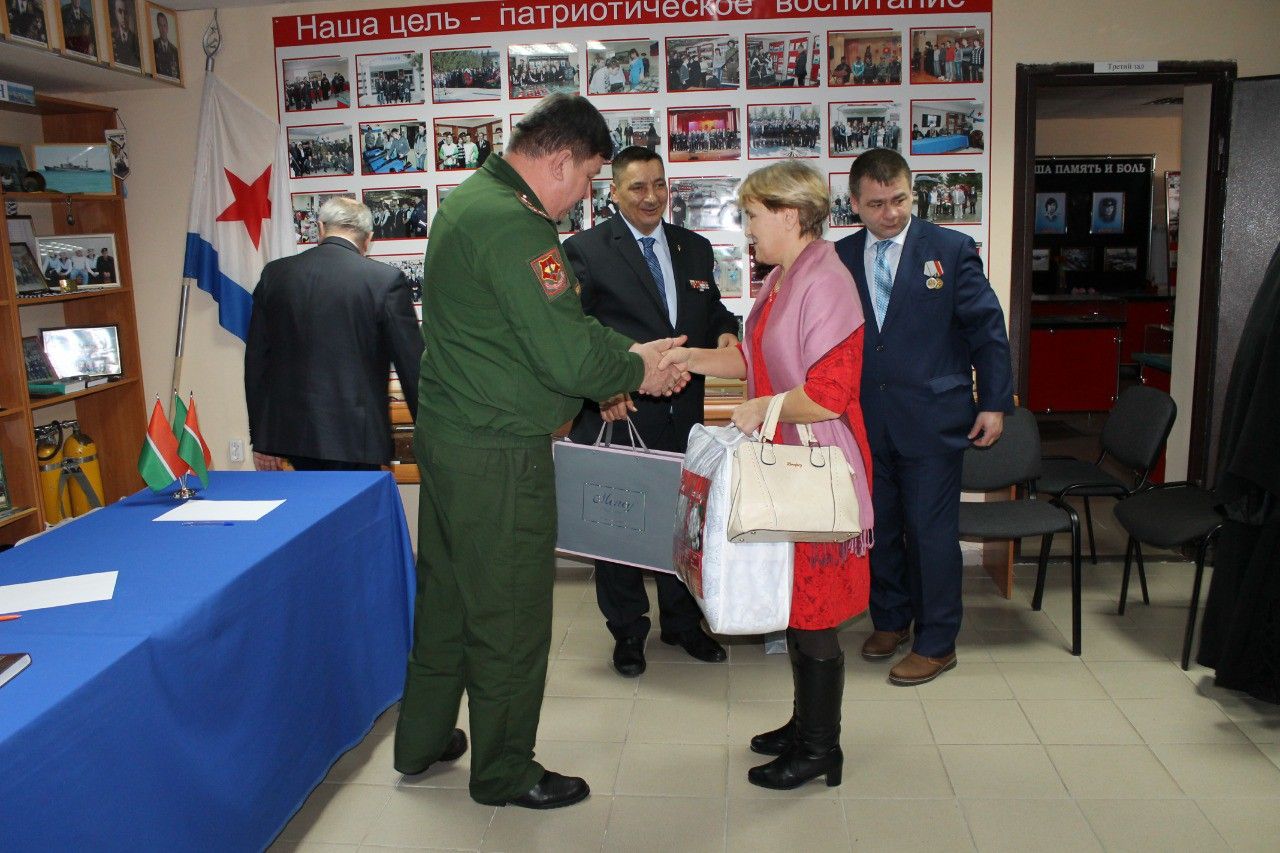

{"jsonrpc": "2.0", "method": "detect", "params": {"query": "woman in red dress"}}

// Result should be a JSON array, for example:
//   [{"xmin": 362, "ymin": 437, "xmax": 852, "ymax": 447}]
[{"xmin": 663, "ymin": 160, "xmax": 874, "ymax": 790}]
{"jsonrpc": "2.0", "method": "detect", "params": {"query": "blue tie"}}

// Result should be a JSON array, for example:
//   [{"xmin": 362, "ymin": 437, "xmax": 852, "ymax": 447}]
[
  {"xmin": 873, "ymin": 239, "xmax": 894, "ymax": 330},
  {"xmin": 639, "ymin": 236, "xmax": 670, "ymax": 321}
]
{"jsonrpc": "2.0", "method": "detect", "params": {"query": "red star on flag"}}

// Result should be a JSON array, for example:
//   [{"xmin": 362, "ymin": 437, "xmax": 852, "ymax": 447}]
[{"xmin": 216, "ymin": 165, "xmax": 273, "ymax": 250}]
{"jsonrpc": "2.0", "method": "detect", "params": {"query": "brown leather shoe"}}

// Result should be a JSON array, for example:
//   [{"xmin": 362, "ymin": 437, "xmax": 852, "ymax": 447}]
[
  {"xmin": 888, "ymin": 652, "xmax": 957, "ymax": 686},
  {"xmin": 861, "ymin": 629, "xmax": 911, "ymax": 661}
]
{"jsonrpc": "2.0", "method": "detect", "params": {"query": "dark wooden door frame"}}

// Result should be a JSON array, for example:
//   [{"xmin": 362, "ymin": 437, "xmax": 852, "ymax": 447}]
[{"xmin": 1010, "ymin": 61, "xmax": 1236, "ymax": 485}]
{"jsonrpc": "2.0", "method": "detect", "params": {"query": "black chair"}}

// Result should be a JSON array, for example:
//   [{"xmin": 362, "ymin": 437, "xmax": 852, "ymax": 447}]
[
  {"xmin": 958, "ymin": 408, "xmax": 1084, "ymax": 655},
  {"xmin": 1038, "ymin": 385, "xmax": 1177, "ymax": 569},
  {"xmin": 1113, "ymin": 482, "xmax": 1224, "ymax": 669}
]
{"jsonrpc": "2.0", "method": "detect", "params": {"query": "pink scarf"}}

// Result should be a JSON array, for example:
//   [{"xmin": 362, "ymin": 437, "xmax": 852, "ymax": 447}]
[{"xmin": 743, "ymin": 239, "xmax": 875, "ymax": 554}]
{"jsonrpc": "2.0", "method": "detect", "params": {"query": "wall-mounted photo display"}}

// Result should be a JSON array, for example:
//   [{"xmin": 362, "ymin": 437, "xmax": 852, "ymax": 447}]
[
  {"xmin": 291, "ymin": 190, "xmax": 352, "ymax": 244},
  {"xmin": 712, "ymin": 244, "xmax": 745, "ymax": 298},
  {"xmin": 666, "ymin": 35, "xmax": 739, "ymax": 91},
  {"xmin": 828, "ymin": 101, "xmax": 903, "ymax": 157},
  {"xmin": 435, "ymin": 183, "xmax": 458, "ymax": 209},
  {"xmin": 1090, "ymin": 191, "xmax": 1125, "ymax": 234},
  {"xmin": 282, "ymin": 57, "xmax": 350, "ymax": 111},
  {"xmin": 429, "ymin": 46, "xmax": 502, "ymax": 103},
  {"xmin": 146, "ymin": 2, "xmax": 180, "ymax": 82},
  {"xmin": 1034, "ymin": 191, "xmax": 1067, "ymax": 235},
  {"xmin": 908, "ymin": 26, "xmax": 985, "ymax": 84},
  {"xmin": 1059, "ymin": 247, "xmax": 1093, "ymax": 272},
  {"xmin": 667, "ymin": 106, "xmax": 740, "ymax": 163},
  {"xmin": 359, "ymin": 120, "xmax": 428, "ymax": 174},
  {"xmin": 828, "ymin": 172, "xmax": 861, "ymax": 229},
  {"xmin": 370, "ymin": 254, "xmax": 424, "ymax": 302},
  {"xmin": 433, "ymin": 115, "xmax": 502, "ymax": 171},
  {"xmin": 107, "ymin": 0, "xmax": 143, "ymax": 71},
  {"xmin": 0, "ymin": 143, "xmax": 30, "ymax": 192},
  {"xmin": 36, "ymin": 233, "xmax": 120, "ymax": 289},
  {"xmin": 508, "ymin": 43, "xmax": 580, "ymax": 99},
  {"xmin": 556, "ymin": 199, "xmax": 586, "ymax": 235},
  {"xmin": 356, "ymin": 51, "xmax": 424, "ymax": 107},
  {"xmin": 33, "ymin": 143, "xmax": 113, "ymax": 193},
  {"xmin": 56, "ymin": 0, "xmax": 99, "ymax": 61},
  {"xmin": 600, "ymin": 108, "xmax": 661, "ymax": 159},
  {"xmin": 7, "ymin": 0, "xmax": 50, "ymax": 47},
  {"xmin": 909, "ymin": 99, "xmax": 984, "ymax": 154},
  {"xmin": 589, "ymin": 179, "xmax": 614, "ymax": 226},
  {"xmin": 747, "ymin": 103, "xmax": 821, "ymax": 159},
  {"xmin": 1103, "ymin": 246, "xmax": 1139, "ymax": 272},
  {"xmin": 745, "ymin": 32, "xmax": 819, "ymax": 90},
  {"xmin": 747, "ymin": 243, "xmax": 774, "ymax": 297},
  {"xmin": 668, "ymin": 176, "xmax": 740, "ymax": 232},
  {"xmin": 363, "ymin": 188, "xmax": 429, "ymax": 240},
  {"xmin": 826, "ymin": 29, "xmax": 902, "ymax": 87},
  {"xmin": 912, "ymin": 171, "xmax": 982, "ymax": 225},
  {"xmin": 286, "ymin": 124, "xmax": 353, "ymax": 178},
  {"xmin": 587, "ymin": 38, "xmax": 660, "ymax": 95}
]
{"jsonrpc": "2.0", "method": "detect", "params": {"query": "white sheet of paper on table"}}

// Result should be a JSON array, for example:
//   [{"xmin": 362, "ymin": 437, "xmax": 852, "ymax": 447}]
[
  {"xmin": 0, "ymin": 571, "xmax": 119, "ymax": 613},
  {"xmin": 153, "ymin": 500, "xmax": 285, "ymax": 523}
]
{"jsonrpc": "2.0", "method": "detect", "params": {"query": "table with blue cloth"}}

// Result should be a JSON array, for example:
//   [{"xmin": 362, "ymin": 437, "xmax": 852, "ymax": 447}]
[
  {"xmin": 0, "ymin": 471, "xmax": 415, "ymax": 851},
  {"xmin": 912, "ymin": 133, "xmax": 973, "ymax": 154}
]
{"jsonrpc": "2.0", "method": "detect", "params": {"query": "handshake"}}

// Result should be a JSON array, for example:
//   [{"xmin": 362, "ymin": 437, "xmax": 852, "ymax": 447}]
[{"xmin": 598, "ymin": 336, "xmax": 692, "ymax": 423}]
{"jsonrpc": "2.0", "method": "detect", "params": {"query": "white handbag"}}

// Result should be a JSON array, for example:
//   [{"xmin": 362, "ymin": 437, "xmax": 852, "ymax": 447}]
[{"xmin": 727, "ymin": 394, "xmax": 861, "ymax": 543}]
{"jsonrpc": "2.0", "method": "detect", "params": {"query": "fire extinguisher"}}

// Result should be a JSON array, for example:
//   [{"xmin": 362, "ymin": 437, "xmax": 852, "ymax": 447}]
[
  {"xmin": 61, "ymin": 421, "xmax": 104, "ymax": 517},
  {"xmin": 36, "ymin": 421, "xmax": 73, "ymax": 523}
]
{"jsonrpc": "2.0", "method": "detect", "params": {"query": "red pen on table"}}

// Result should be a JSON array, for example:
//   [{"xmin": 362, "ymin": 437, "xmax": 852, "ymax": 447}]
[{"xmin": 0, "ymin": 614, "xmax": 20, "ymax": 622}]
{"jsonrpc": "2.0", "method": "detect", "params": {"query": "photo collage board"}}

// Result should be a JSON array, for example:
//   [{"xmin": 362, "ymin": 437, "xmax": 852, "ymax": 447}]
[{"xmin": 273, "ymin": 0, "xmax": 993, "ymax": 323}]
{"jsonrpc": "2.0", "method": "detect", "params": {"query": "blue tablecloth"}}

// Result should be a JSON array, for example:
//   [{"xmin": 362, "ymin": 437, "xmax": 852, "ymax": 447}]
[
  {"xmin": 912, "ymin": 133, "xmax": 971, "ymax": 154},
  {"xmin": 0, "ymin": 471, "xmax": 416, "ymax": 851}
]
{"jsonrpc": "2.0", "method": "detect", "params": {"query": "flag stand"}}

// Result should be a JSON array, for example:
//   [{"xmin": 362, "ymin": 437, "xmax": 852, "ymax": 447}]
[{"xmin": 172, "ymin": 473, "xmax": 200, "ymax": 501}]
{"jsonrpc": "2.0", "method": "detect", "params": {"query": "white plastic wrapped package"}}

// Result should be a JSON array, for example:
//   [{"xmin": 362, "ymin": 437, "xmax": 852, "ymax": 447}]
[{"xmin": 673, "ymin": 423, "xmax": 794, "ymax": 635}]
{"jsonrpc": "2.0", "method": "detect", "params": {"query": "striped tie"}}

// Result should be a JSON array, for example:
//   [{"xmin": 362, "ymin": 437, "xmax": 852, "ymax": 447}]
[
  {"xmin": 873, "ymin": 239, "xmax": 894, "ymax": 330},
  {"xmin": 639, "ymin": 236, "xmax": 670, "ymax": 319}
]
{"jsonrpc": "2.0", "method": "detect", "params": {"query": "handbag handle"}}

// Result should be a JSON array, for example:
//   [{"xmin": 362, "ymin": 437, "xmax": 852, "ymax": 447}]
[{"xmin": 758, "ymin": 394, "xmax": 819, "ymax": 447}]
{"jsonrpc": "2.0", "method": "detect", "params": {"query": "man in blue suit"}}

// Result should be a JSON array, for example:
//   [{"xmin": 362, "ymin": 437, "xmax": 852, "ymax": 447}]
[{"xmin": 835, "ymin": 149, "xmax": 1013, "ymax": 685}]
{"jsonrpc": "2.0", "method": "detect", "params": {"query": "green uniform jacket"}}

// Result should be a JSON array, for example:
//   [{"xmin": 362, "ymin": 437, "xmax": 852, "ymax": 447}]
[{"xmin": 420, "ymin": 154, "xmax": 644, "ymax": 443}]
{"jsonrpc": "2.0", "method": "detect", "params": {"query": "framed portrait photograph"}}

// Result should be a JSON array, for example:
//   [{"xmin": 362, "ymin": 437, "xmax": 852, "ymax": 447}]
[
  {"xmin": 1103, "ymin": 246, "xmax": 1139, "ymax": 272},
  {"xmin": 589, "ymin": 179, "xmax": 614, "ymax": 226},
  {"xmin": 712, "ymin": 244, "xmax": 745, "ymax": 298},
  {"xmin": 432, "ymin": 115, "xmax": 501, "ymax": 171},
  {"xmin": 667, "ymin": 106, "xmax": 741, "ymax": 163},
  {"xmin": 429, "ymin": 46, "xmax": 501, "ymax": 103},
  {"xmin": 107, "ymin": 0, "xmax": 143, "ymax": 71},
  {"xmin": 668, "ymin": 176, "xmax": 740, "ymax": 232},
  {"xmin": 359, "ymin": 121, "xmax": 427, "ymax": 174},
  {"xmin": 146, "ymin": 2, "xmax": 180, "ymax": 82},
  {"xmin": 600, "ymin": 108, "xmax": 661, "ymax": 160},
  {"xmin": 355, "ymin": 51, "xmax": 425, "ymax": 108},
  {"xmin": 10, "ymin": 242, "xmax": 49, "ymax": 296},
  {"xmin": 290, "ymin": 190, "xmax": 352, "ymax": 244},
  {"xmin": 0, "ymin": 143, "xmax": 30, "ymax": 192},
  {"xmin": 828, "ymin": 172, "xmax": 861, "ymax": 229},
  {"xmin": 286, "ymin": 124, "xmax": 353, "ymax": 178},
  {"xmin": 913, "ymin": 172, "xmax": 982, "ymax": 225},
  {"xmin": 508, "ymin": 44, "xmax": 579, "ymax": 99},
  {"xmin": 33, "ymin": 143, "xmax": 114, "ymax": 193},
  {"xmin": 666, "ymin": 35, "xmax": 739, "ymax": 91},
  {"xmin": 36, "ymin": 233, "xmax": 120, "ymax": 288},
  {"xmin": 56, "ymin": 0, "xmax": 99, "ymax": 61},
  {"xmin": 363, "ymin": 188, "xmax": 429, "ymax": 241},
  {"xmin": 827, "ymin": 29, "xmax": 903, "ymax": 86},
  {"xmin": 1091, "ymin": 191, "xmax": 1126, "ymax": 234},
  {"xmin": 282, "ymin": 57, "xmax": 350, "ymax": 111},
  {"xmin": 745, "ymin": 32, "xmax": 820, "ymax": 89},
  {"xmin": 587, "ymin": 38, "xmax": 659, "ymax": 95},
  {"xmin": 1060, "ymin": 247, "xmax": 1093, "ymax": 272},
  {"xmin": 1034, "ymin": 191, "xmax": 1067, "ymax": 234},
  {"xmin": 829, "ymin": 101, "xmax": 903, "ymax": 157},
  {"xmin": 910, "ymin": 100, "xmax": 985, "ymax": 155},
  {"xmin": 747, "ymin": 103, "xmax": 821, "ymax": 159},
  {"xmin": 909, "ymin": 26, "xmax": 985, "ymax": 84},
  {"xmin": 7, "ymin": 0, "xmax": 50, "ymax": 47}
]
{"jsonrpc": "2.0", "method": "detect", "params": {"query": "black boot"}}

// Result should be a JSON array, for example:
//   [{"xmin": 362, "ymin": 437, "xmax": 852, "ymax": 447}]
[
  {"xmin": 747, "ymin": 650, "xmax": 844, "ymax": 789},
  {"xmin": 749, "ymin": 640, "xmax": 800, "ymax": 756}
]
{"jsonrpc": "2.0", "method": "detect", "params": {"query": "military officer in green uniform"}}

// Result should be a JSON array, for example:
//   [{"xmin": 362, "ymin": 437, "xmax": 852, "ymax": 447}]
[{"xmin": 395, "ymin": 94, "xmax": 687, "ymax": 810}]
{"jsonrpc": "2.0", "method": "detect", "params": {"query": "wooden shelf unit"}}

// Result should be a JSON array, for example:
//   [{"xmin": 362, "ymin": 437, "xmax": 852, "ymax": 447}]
[{"xmin": 0, "ymin": 95, "xmax": 146, "ymax": 545}]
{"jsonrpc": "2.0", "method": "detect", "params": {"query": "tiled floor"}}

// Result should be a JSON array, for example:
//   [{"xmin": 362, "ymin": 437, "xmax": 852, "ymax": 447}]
[{"xmin": 270, "ymin": 553, "xmax": 1280, "ymax": 852}]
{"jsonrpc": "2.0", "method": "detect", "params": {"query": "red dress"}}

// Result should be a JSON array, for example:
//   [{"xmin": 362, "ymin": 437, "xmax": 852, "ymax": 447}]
[{"xmin": 746, "ymin": 289, "xmax": 872, "ymax": 629}]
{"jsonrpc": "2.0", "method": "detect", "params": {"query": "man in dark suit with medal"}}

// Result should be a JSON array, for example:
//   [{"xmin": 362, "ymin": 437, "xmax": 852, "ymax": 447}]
[
  {"xmin": 152, "ymin": 10, "xmax": 179, "ymax": 78},
  {"xmin": 835, "ymin": 148, "xmax": 1013, "ymax": 686},
  {"xmin": 564, "ymin": 146, "xmax": 739, "ymax": 677}
]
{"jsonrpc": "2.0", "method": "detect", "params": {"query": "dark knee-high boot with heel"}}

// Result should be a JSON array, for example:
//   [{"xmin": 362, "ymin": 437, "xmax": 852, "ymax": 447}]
[
  {"xmin": 747, "ymin": 649, "xmax": 844, "ymax": 789},
  {"xmin": 749, "ymin": 640, "xmax": 800, "ymax": 756}
]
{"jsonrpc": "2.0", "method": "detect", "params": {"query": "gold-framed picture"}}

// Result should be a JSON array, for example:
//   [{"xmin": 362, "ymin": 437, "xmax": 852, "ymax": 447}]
[{"xmin": 145, "ymin": 1, "xmax": 180, "ymax": 83}]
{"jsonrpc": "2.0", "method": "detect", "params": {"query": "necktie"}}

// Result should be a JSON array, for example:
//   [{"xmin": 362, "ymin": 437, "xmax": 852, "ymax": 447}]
[
  {"xmin": 873, "ymin": 238, "xmax": 894, "ymax": 330},
  {"xmin": 638, "ymin": 236, "xmax": 671, "ymax": 322}
]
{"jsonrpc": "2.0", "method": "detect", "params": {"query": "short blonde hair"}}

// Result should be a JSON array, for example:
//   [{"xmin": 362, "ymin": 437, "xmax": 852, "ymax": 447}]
[{"xmin": 737, "ymin": 161, "xmax": 830, "ymax": 239}]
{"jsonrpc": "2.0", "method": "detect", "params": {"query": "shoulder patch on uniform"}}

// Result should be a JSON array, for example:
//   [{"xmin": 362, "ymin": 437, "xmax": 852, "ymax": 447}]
[{"xmin": 530, "ymin": 248, "xmax": 569, "ymax": 299}]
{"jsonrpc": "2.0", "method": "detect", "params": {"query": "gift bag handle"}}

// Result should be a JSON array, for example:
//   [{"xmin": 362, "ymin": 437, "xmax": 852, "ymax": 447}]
[{"xmin": 595, "ymin": 417, "xmax": 650, "ymax": 451}]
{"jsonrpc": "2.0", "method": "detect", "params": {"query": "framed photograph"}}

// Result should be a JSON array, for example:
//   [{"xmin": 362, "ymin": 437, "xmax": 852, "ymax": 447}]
[
  {"xmin": 827, "ymin": 29, "xmax": 902, "ymax": 86},
  {"xmin": 23, "ymin": 336, "xmax": 58, "ymax": 382},
  {"xmin": 429, "ymin": 46, "xmax": 501, "ymax": 103},
  {"xmin": 0, "ymin": 451, "xmax": 10, "ymax": 514},
  {"xmin": 668, "ymin": 106, "xmax": 741, "ymax": 163},
  {"xmin": 33, "ymin": 143, "xmax": 114, "ymax": 193},
  {"xmin": 747, "ymin": 103, "xmax": 821, "ymax": 159},
  {"xmin": 107, "ymin": 0, "xmax": 143, "ymax": 70},
  {"xmin": 668, "ymin": 176, "xmax": 740, "ymax": 232},
  {"xmin": 828, "ymin": 102, "xmax": 903, "ymax": 157},
  {"xmin": 146, "ymin": 3, "xmax": 180, "ymax": 82},
  {"xmin": 370, "ymin": 254, "xmax": 424, "ymax": 303},
  {"xmin": 11, "ymin": 242, "xmax": 49, "ymax": 295},
  {"xmin": 0, "ymin": 143, "xmax": 30, "ymax": 192},
  {"xmin": 286, "ymin": 124, "xmax": 353, "ymax": 178},
  {"xmin": 1034, "ymin": 191, "xmax": 1067, "ymax": 234},
  {"xmin": 7, "ymin": 0, "xmax": 50, "ymax": 47},
  {"xmin": 913, "ymin": 172, "xmax": 982, "ymax": 225},
  {"xmin": 587, "ymin": 38, "xmax": 659, "ymax": 95},
  {"xmin": 600, "ymin": 108, "xmax": 661, "ymax": 160},
  {"xmin": 1031, "ymin": 248, "xmax": 1050, "ymax": 272},
  {"xmin": 56, "ymin": 0, "xmax": 99, "ymax": 61},
  {"xmin": 290, "ymin": 190, "xmax": 351, "ymax": 244},
  {"xmin": 666, "ymin": 35, "xmax": 739, "ymax": 91},
  {"xmin": 909, "ymin": 26, "xmax": 985, "ymax": 85},
  {"xmin": 828, "ymin": 172, "xmax": 861, "ymax": 229},
  {"xmin": 1060, "ymin": 247, "xmax": 1093, "ymax": 272},
  {"xmin": 1103, "ymin": 246, "xmax": 1139, "ymax": 272},
  {"xmin": 508, "ymin": 44, "xmax": 579, "ymax": 99},
  {"xmin": 363, "ymin": 188, "xmax": 429, "ymax": 241},
  {"xmin": 433, "ymin": 116, "xmax": 501, "ymax": 171},
  {"xmin": 435, "ymin": 183, "xmax": 459, "ymax": 209},
  {"xmin": 909, "ymin": 100, "xmax": 984, "ymax": 155},
  {"xmin": 556, "ymin": 199, "xmax": 586, "ymax": 235},
  {"xmin": 282, "ymin": 56, "xmax": 350, "ymax": 111},
  {"xmin": 590, "ymin": 179, "xmax": 614, "ymax": 226},
  {"xmin": 356, "ymin": 51, "xmax": 425, "ymax": 108},
  {"xmin": 358, "ymin": 121, "xmax": 427, "ymax": 174},
  {"xmin": 1091, "ymin": 191, "xmax": 1126, "ymax": 234},
  {"xmin": 41, "ymin": 324, "xmax": 123, "ymax": 379},
  {"xmin": 745, "ymin": 32, "xmax": 820, "ymax": 89},
  {"xmin": 36, "ymin": 233, "xmax": 120, "ymax": 288},
  {"xmin": 712, "ymin": 244, "xmax": 744, "ymax": 298}
]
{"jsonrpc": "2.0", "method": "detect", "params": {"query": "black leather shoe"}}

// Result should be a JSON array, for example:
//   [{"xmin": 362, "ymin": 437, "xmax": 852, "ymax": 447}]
[
  {"xmin": 660, "ymin": 628, "xmax": 727, "ymax": 663},
  {"xmin": 395, "ymin": 728, "xmax": 467, "ymax": 775},
  {"xmin": 612, "ymin": 635, "xmax": 646, "ymax": 677},
  {"xmin": 506, "ymin": 770, "xmax": 590, "ymax": 810}
]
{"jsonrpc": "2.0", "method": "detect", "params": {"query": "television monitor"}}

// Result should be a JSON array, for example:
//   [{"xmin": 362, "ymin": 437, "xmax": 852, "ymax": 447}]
[{"xmin": 39, "ymin": 325, "xmax": 123, "ymax": 380}]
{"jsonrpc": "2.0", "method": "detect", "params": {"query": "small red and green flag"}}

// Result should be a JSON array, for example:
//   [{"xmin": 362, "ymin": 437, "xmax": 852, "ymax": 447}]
[
  {"xmin": 172, "ymin": 393, "xmax": 212, "ymax": 488},
  {"xmin": 138, "ymin": 398, "xmax": 186, "ymax": 491}
]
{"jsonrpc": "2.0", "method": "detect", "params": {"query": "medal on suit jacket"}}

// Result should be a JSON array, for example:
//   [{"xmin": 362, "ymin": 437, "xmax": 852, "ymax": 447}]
[
  {"xmin": 924, "ymin": 259, "xmax": 945, "ymax": 290},
  {"xmin": 688, "ymin": 279, "xmax": 710, "ymax": 291}
]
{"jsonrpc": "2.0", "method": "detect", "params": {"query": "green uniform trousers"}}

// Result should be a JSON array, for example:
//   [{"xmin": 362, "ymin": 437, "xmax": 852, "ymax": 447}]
[{"xmin": 395, "ymin": 433, "xmax": 555, "ymax": 804}]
